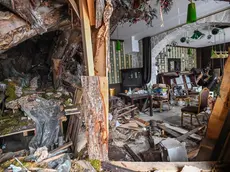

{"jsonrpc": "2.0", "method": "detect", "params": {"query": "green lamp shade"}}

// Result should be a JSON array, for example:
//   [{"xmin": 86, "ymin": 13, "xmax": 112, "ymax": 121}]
[
  {"xmin": 187, "ymin": 2, "xmax": 197, "ymax": 24},
  {"xmin": 188, "ymin": 48, "xmax": 192, "ymax": 56},
  {"xmin": 116, "ymin": 40, "xmax": 121, "ymax": 51},
  {"xmin": 211, "ymin": 49, "xmax": 218, "ymax": 59}
]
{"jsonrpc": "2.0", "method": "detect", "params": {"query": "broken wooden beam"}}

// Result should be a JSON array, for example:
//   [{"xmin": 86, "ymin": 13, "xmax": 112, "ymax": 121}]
[
  {"xmin": 124, "ymin": 144, "xmax": 143, "ymax": 162},
  {"xmin": 39, "ymin": 153, "xmax": 65, "ymax": 164},
  {"xmin": 0, "ymin": 150, "xmax": 27, "ymax": 164},
  {"xmin": 79, "ymin": 0, "xmax": 94, "ymax": 76},
  {"xmin": 162, "ymin": 123, "xmax": 202, "ymax": 141},
  {"xmin": 158, "ymin": 124, "xmax": 181, "ymax": 138},
  {"xmin": 117, "ymin": 105, "xmax": 135, "ymax": 113},
  {"xmin": 81, "ymin": 76, "xmax": 108, "ymax": 160},
  {"xmin": 118, "ymin": 107, "xmax": 138, "ymax": 117},
  {"xmin": 134, "ymin": 117, "xmax": 150, "ymax": 126},
  {"xmin": 86, "ymin": 0, "xmax": 96, "ymax": 26},
  {"xmin": 207, "ymin": 48, "xmax": 230, "ymax": 139},
  {"xmin": 49, "ymin": 141, "xmax": 73, "ymax": 155},
  {"xmin": 177, "ymin": 125, "xmax": 205, "ymax": 142}
]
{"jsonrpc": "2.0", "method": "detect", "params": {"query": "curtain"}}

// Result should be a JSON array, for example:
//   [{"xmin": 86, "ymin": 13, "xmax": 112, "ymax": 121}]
[{"xmin": 142, "ymin": 37, "xmax": 152, "ymax": 84}]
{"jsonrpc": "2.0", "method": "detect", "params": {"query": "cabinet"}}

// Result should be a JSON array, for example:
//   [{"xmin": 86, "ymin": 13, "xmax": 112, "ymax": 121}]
[{"xmin": 120, "ymin": 68, "xmax": 143, "ymax": 92}]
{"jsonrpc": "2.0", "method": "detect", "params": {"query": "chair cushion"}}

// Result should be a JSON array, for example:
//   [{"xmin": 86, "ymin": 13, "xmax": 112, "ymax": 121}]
[{"xmin": 181, "ymin": 106, "xmax": 199, "ymax": 113}]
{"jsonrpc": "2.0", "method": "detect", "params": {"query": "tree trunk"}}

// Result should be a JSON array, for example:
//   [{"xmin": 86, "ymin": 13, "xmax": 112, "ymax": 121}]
[
  {"xmin": 48, "ymin": 29, "xmax": 82, "ymax": 89},
  {"xmin": 81, "ymin": 76, "xmax": 109, "ymax": 161},
  {"xmin": 0, "ymin": 0, "xmax": 66, "ymax": 31},
  {"xmin": 0, "ymin": 4, "xmax": 70, "ymax": 54}
]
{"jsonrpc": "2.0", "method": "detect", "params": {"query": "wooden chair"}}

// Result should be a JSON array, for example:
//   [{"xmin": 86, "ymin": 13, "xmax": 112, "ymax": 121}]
[
  {"xmin": 152, "ymin": 84, "xmax": 170, "ymax": 112},
  {"xmin": 182, "ymin": 74, "xmax": 199, "ymax": 97},
  {"xmin": 181, "ymin": 88, "xmax": 209, "ymax": 126}
]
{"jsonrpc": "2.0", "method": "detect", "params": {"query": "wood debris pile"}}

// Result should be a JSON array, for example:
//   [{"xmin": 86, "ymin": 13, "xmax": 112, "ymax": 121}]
[{"xmin": 109, "ymin": 98, "xmax": 206, "ymax": 162}]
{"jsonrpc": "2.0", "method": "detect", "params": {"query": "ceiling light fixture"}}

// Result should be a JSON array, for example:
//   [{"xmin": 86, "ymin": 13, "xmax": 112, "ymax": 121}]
[
  {"xmin": 191, "ymin": 30, "xmax": 205, "ymax": 40},
  {"xmin": 187, "ymin": 0, "xmax": 197, "ymax": 24}
]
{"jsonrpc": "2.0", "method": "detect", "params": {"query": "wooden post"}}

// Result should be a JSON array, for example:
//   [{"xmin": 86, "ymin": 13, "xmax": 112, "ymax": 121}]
[
  {"xmin": 81, "ymin": 76, "xmax": 109, "ymax": 160},
  {"xmin": 206, "ymin": 47, "xmax": 230, "ymax": 139},
  {"xmin": 79, "ymin": 0, "xmax": 95, "ymax": 76},
  {"xmin": 87, "ymin": 0, "xmax": 96, "ymax": 26}
]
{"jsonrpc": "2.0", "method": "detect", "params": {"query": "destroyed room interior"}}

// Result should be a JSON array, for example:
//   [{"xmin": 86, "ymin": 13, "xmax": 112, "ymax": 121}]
[{"xmin": 0, "ymin": 0, "xmax": 230, "ymax": 171}]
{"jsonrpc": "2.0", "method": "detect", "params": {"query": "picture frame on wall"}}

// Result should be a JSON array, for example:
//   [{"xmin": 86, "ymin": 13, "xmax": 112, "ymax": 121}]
[{"xmin": 168, "ymin": 58, "xmax": 181, "ymax": 72}]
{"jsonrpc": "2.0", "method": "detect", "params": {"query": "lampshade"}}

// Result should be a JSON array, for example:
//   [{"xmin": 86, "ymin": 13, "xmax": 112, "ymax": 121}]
[
  {"xmin": 211, "ymin": 49, "xmax": 218, "ymax": 59},
  {"xmin": 188, "ymin": 48, "xmax": 192, "ymax": 56},
  {"xmin": 116, "ymin": 40, "xmax": 121, "ymax": 51},
  {"xmin": 187, "ymin": 2, "xmax": 197, "ymax": 24}
]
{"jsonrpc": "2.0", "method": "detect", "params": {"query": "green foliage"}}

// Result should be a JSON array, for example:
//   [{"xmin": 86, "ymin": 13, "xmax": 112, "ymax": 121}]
[
  {"xmin": 88, "ymin": 159, "xmax": 101, "ymax": 172},
  {"xmin": 3, "ymin": 80, "xmax": 17, "ymax": 102}
]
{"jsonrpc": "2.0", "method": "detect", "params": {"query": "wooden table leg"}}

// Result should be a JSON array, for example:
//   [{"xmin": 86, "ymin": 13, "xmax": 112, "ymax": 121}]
[
  {"xmin": 131, "ymin": 98, "xmax": 134, "ymax": 117},
  {"xmin": 150, "ymin": 96, "xmax": 153, "ymax": 116}
]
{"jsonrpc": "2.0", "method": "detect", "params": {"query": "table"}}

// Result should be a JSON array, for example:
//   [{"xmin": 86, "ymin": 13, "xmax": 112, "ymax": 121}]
[{"xmin": 119, "ymin": 93, "xmax": 153, "ymax": 116}]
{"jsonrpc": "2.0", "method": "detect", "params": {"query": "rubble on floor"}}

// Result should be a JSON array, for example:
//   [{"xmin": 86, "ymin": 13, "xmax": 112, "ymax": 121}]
[{"xmin": 108, "ymin": 98, "xmax": 207, "ymax": 162}]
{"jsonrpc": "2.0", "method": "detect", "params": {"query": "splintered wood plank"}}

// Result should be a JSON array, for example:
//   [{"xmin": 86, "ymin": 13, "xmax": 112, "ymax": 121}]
[
  {"xmin": 94, "ymin": 37, "xmax": 107, "ymax": 76},
  {"xmin": 81, "ymin": 76, "xmax": 108, "ymax": 160},
  {"xmin": 177, "ymin": 125, "xmax": 205, "ymax": 142},
  {"xmin": 79, "ymin": 0, "xmax": 94, "ymax": 76},
  {"xmin": 207, "ymin": 47, "xmax": 230, "ymax": 139},
  {"xmin": 87, "ymin": 0, "xmax": 96, "ymax": 26},
  {"xmin": 67, "ymin": 0, "xmax": 80, "ymax": 18}
]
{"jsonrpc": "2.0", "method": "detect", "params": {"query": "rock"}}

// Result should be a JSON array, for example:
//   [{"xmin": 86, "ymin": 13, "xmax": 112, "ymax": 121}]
[{"xmin": 30, "ymin": 76, "xmax": 39, "ymax": 90}]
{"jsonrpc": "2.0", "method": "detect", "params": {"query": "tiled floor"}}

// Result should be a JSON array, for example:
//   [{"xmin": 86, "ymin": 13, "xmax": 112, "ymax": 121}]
[{"xmin": 138, "ymin": 105, "xmax": 207, "ymax": 129}]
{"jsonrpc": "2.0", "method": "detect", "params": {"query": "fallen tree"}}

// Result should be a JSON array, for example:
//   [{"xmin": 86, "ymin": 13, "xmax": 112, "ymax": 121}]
[{"xmin": 0, "ymin": 3, "xmax": 71, "ymax": 54}]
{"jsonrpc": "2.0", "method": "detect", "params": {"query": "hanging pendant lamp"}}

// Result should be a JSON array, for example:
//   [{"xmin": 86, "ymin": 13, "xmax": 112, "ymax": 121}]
[
  {"xmin": 187, "ymin": 0, "xmax": 197, "ymax": 24},
  {"xmin": 116, "ymin": 40, "xmax": 121, "ymax": 51},
  {"xmin": 116, "ymin": 27, "xmax": 121, "ymax": 51},
  {"xmin": 188, "ymin": 48, "xmax": 192, "ymax": 56}
]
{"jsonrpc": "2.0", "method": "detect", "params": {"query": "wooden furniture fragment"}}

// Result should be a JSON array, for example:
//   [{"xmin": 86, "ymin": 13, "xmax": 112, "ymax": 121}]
[
  {"xmin": 119, "ymin": 93, "xmax": 153, "ymax": 116},
  {"xmin": 181, "ymin": 88, "xmax": 209, "ymax": 126},
  {"xmin": 65, "ymin": 113, "xmax": 82, "ymax": 156},
  {"xmin": 120, "ymin": 68, "xmax": 143, "ymax": 93},
  {"xmin": 81, "ymin": 76, "xmax": 109, "ymax": 161}
]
